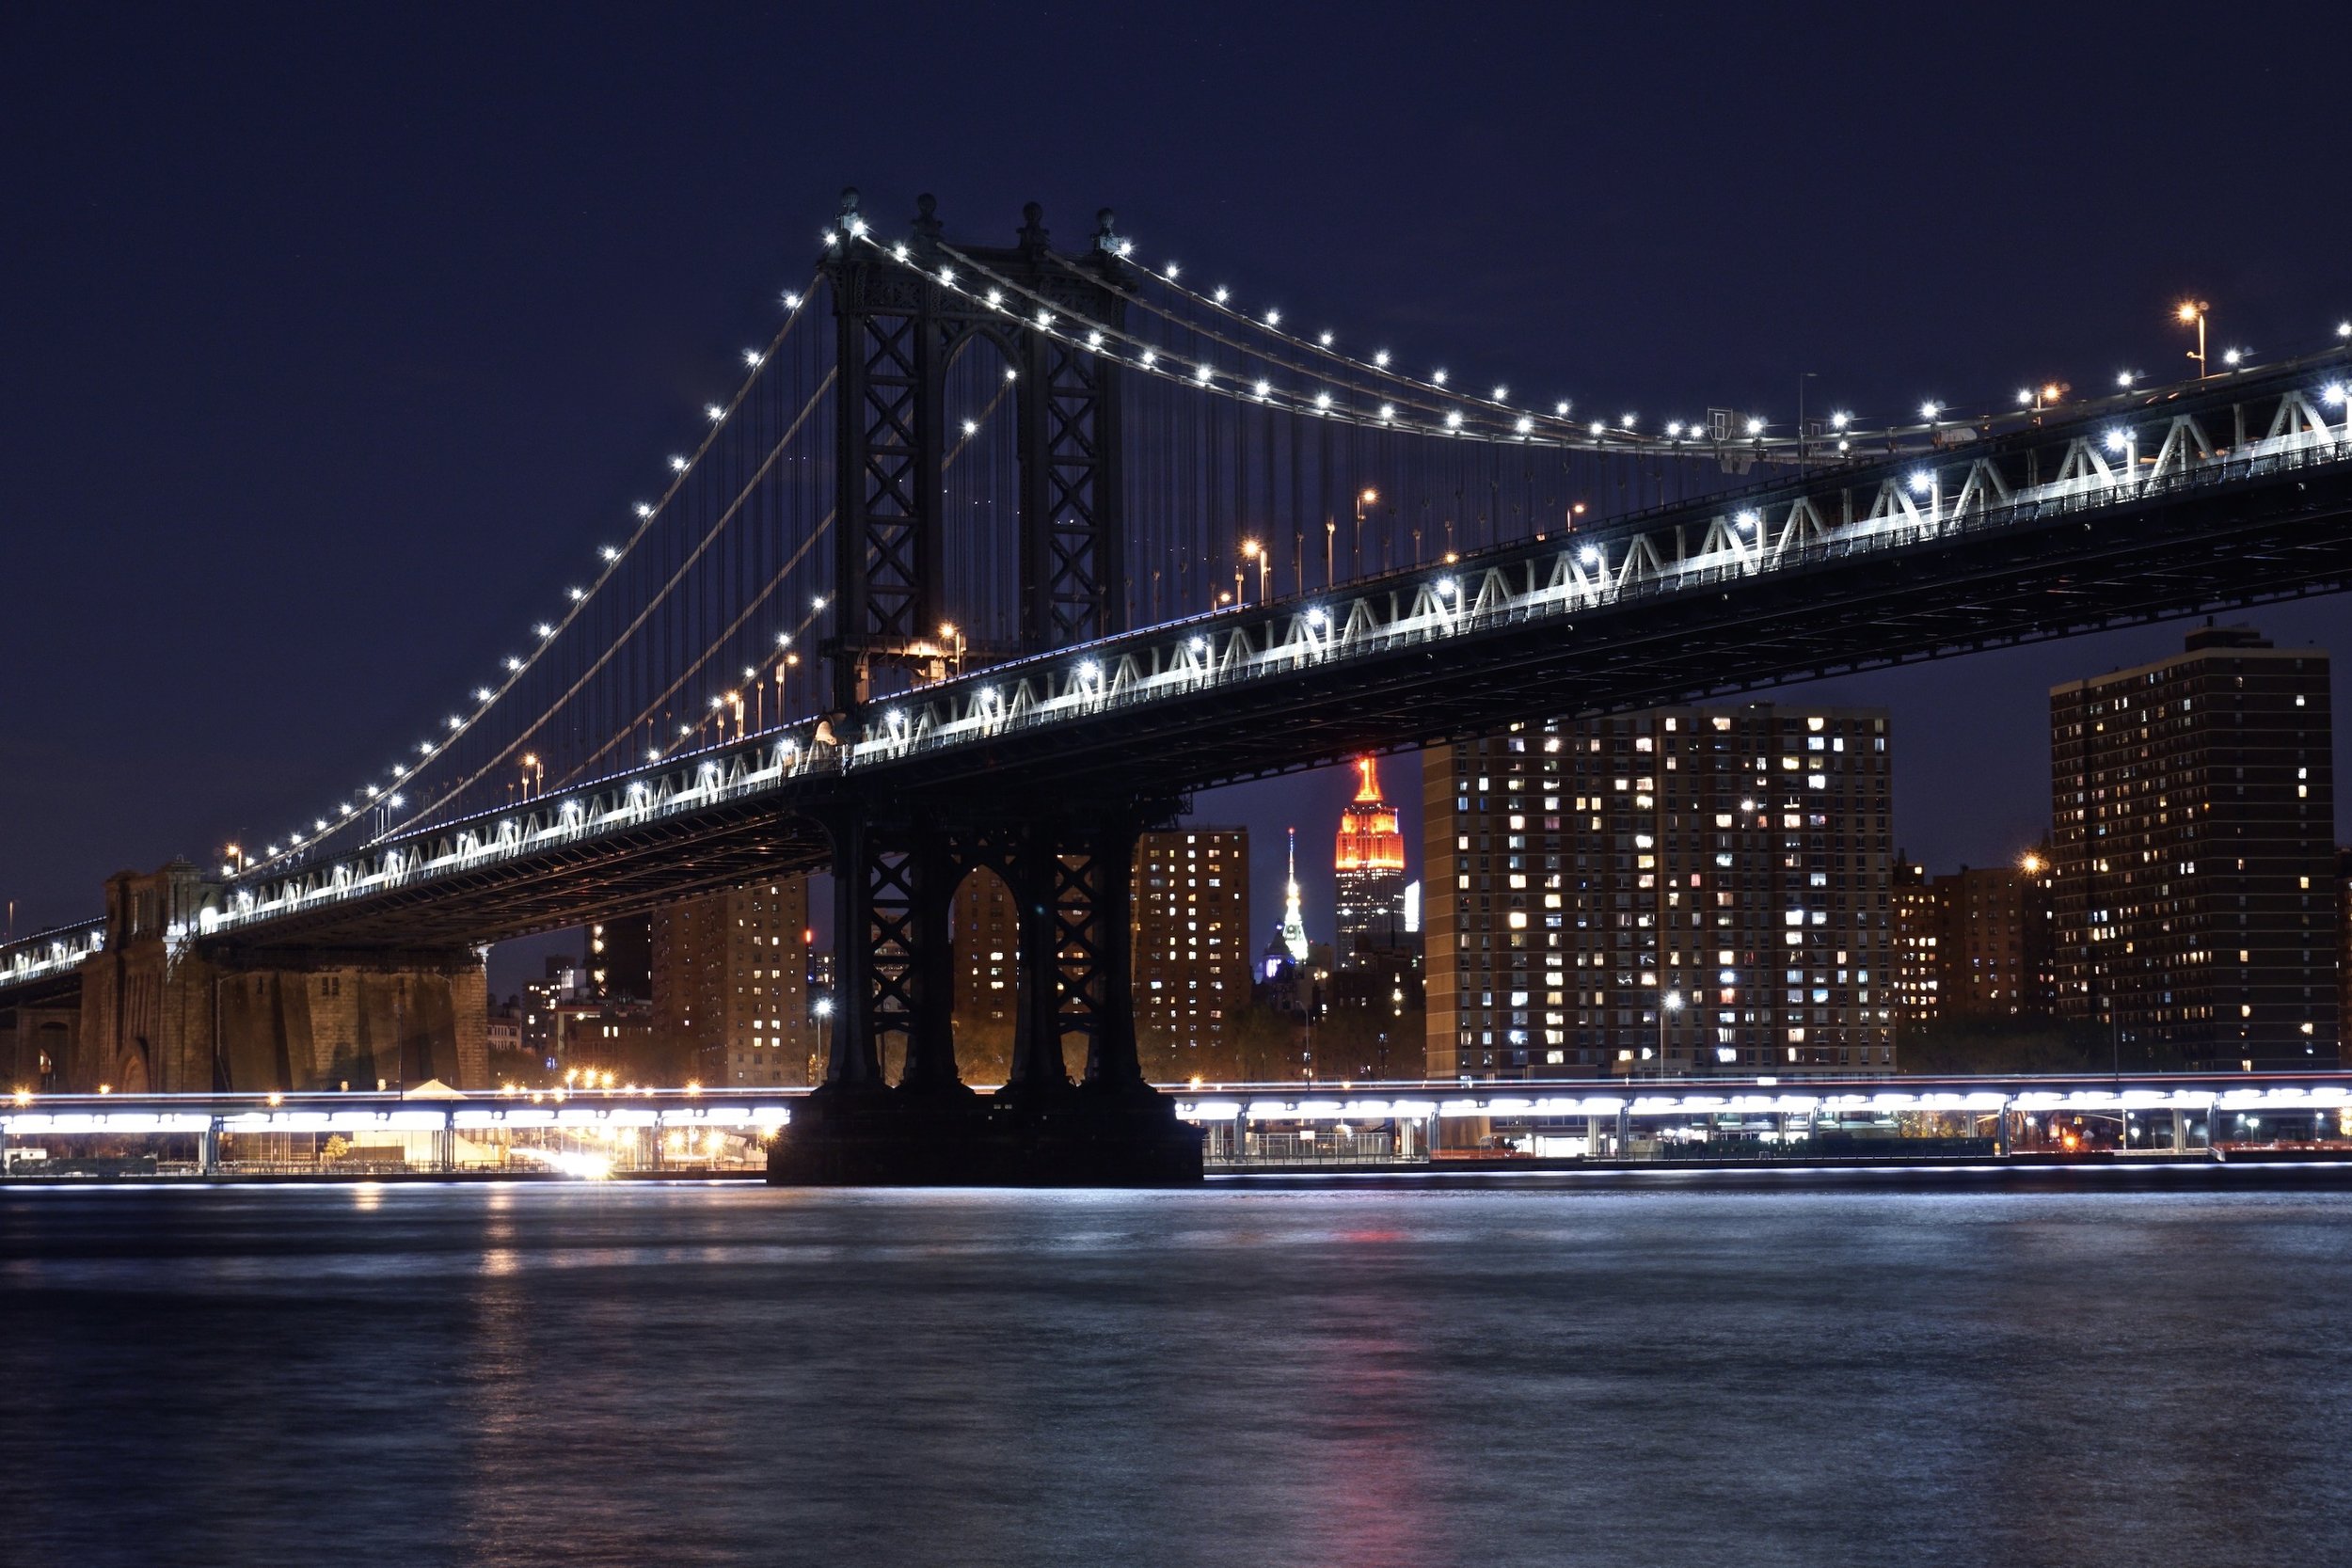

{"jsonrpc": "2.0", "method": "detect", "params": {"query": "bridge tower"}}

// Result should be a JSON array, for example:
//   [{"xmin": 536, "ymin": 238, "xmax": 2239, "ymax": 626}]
[{"xmin": 777, "ymin": 195, "xmax": 1197, "ymax": 1184}]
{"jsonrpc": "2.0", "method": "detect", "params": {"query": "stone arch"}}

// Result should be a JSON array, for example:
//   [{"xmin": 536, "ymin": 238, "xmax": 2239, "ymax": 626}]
[{"xmin": 113, "ymin": 1039, "xmax": 151, "ymax": 1094}]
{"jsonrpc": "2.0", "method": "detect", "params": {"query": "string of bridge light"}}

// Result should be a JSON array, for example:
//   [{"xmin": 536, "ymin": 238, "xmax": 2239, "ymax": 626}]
[{"xmin": 241, "ymin": 277, "xmax": 830, "ymax": 878}]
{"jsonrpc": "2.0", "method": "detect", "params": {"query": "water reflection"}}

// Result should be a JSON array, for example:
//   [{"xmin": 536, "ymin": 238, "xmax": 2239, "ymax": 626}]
[{"xmin": 3, "ymin": 1183, "xmax": 2351, "ymax": 1566}]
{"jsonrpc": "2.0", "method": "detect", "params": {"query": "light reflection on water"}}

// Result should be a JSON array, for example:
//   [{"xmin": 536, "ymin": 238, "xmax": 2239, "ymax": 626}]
[{"xmin": 4, "ymin": 1181, "xmax": 2352, "ymax": 1567}]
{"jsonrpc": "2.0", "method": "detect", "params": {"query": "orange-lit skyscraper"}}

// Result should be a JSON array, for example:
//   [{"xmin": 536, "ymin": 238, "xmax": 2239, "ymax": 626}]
[{"xmin": 1335, "ymin": 755, "xmax": 1409, "ymax": 969}]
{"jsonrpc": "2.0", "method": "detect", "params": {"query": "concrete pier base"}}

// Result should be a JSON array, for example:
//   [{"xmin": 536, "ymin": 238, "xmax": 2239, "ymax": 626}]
[{"xmin": 768, "ymin": 1082, "xmax": 1203, "ymax": 1187}]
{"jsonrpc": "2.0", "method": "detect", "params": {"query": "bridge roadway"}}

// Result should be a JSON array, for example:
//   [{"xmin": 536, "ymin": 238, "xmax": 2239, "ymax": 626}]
[
  {"xmin": 8, "ymin": 1070, "xmax": 2351, "ymax": 1162},
  {"xmin": 6, "ymin": 351, "xmax": 2350, "ymax": 992}
]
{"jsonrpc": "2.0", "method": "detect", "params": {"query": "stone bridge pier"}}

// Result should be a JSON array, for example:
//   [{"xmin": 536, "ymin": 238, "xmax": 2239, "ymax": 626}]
[{"xmin": 67, "ymin": 863, "xmax": 488, "ymax": 1093}]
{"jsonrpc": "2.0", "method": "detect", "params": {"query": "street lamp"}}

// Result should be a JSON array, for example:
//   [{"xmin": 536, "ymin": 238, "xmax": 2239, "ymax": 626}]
[
  {"xmin": 1353, "ymin": 487, "xmax": 1377, "ymax": 578},
  {"xmin": 519, "ymin": 753, "xmax": 543, "ymax": 800},
  {"xmin": 940, "ymin": 622, "xmax": 964, "ymax": 676},
  {"xmin": 1660, "ymin": 990, "xmax": 1683, "ymax": 1081},
  {"xmin": 2176, "ymin": 299, "xmax": 2210, "ymax": 377},
  {"xmin": 1241, "ymin": 539, "xmax": 1267, "ymax": 604}
]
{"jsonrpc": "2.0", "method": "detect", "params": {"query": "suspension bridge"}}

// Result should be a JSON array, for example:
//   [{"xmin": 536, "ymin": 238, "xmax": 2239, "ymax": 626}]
[{"xmin": 6, "ymin": 190, "xmax": 2350, "ymax": 1180}]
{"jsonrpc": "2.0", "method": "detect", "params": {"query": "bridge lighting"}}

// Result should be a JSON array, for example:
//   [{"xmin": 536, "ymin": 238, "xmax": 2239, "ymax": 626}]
[
  {"xmin": 1213, "ymin": 286, "xmax": 1230, "ymax": 304},
  {"xmin": 1163, "ymin": 261, "xmax": 1180, "ymax": 278},
  {"xmin": 1086, "ymin": 330, "xmax": 1104, "ymax": 349},
  {"xmin": 2117, "ymin": 371, "xmax": 2137, "ymax": 387},
  {"xmin": 741, "ymin": 666, "xmax": 755, "ymax": 682},
  {"xmin": 2223, "ymin": 348, "xmax": 2243, "ymax": 366},
  {"xmin": 1139, "ymin": 349, "xmax": 1157, "ymax": 367},
  {"xmin": 290, "ymin": 832, "xmax": 303, "ymax": 845},
  {"xmin": 1745, "ymin": 418, "xmax": 1765, "ymax": 436},
  {"xmin": 1918, "ymin": 402, "xmax": 1941, "ymax": 422},
  {"xmin": 1589, "ymin": 420, "xmax": 1606, "ymax": 436},
  {"xmin": 961, "ymin": 419, "xmax": 978, "ymax": 436},
  {"xmin": 337, "ymin": 802, "xmax": 352, "ymax": 816},
  {"xmin": 420, "ymin": 740, "xmax": 435, "ymax": 753},
  {"xmin": 1379, "ymin": 404, "xmax": 1396, "ymax": 421},
  {"xmin": 1195, "ymin": 364, "xmax": 1213, "ymax": 385},
  {"xmin": 1318, "ymin": 331, "xmax": 1333, "ymax": 347},
  {"xmin": 1115, "ymin": 238, "xmax": 1135, "ymax": 258},
  {"xmin": 813, "ymin": 595, "xmax": 827, "ymax": 610},
  {"xmin": 535, "ymin": 623, "xmax": 555, "ymax": 639},
  {"xmin": 2338, "ymin": 322, "xmax": 2350, "ymax": 338},
  {"xmin": 392, "ymin": 764, "xmax": 405, "ymax": 776},
  {"xmin": 1515, "ymin": 416, "xmax": 1534, "ymax": 435},
  {"xmin": 2017, "ymin": 388, "xmax": 2035, "ymax": 405},
  {"xmin": 743, "ymin": 349, "xmax": 763, "ymax": 368},
  {"xmin": 938, "ymin": 266, "xmax": 956, "ymax": 285},
  {"xmin": 2104, "ymin": 428, "xmax": 2129, "ymax": 451},
  {"xmin": 567, "ymin": 587, "xmax": 584, "ymax": 601},
  {"xmin": 1188, "ymin": 636, "xmax": 1209, "ymax": 653},
  {"xmin": 474, "ymin": 688, "xmax": 494, "ymax": 703},
  {"xmin": 1619, "ymin": 413, "xmax": 1636, "ymax": 428},
  {"xmin": 314, "ymin": 818, "xmax": 328, "ymax": 832},
  {"xmin": 1035, "ymin": 308, "xmax": 1054, "ymax": 328},
  {"xmin": 669, "ymin": 455, "xmax": 689, "ymax": 471},
  {"xmin": 1831, "ymin": 411, "xmax": 1851, "ymax": 429},
  {"xmin": 704, "ymin": 404, "xmax": 724, "ymax": 422},
  {"xmin": 364, "ymin": 784, "xmax": 379, "ymax": 798},
  {"xmin": 1445, "ymin": 410, "xmax": 1464, "ymax": 429},
  {"xmin": 1436, "ymin": 577, "xmax": 1458, "ymax": 597},
  {"xmin": 1003, "ymin": 366, "xmax": 1018, "ymax": 383},
  {"xmin": 1306, "ymin": 607, "xmax": 1327, "ymax": 627},
  {"xmin": 647, "ymin": 748, "xmax": 661, "ymax": 762},
  {"xmin": 1432, "ymin": 369, "xmax": 1448, "ymax": 386},
  {"xmin": 1492, "ymin": 385, "xmax": 1508, "ymax": 401},
  {"xmin": 1736, "ymin": 511, "xmax": 1759, "ymax": 531},
  {"xmin": 1077, "ymin": 660, "xmax": 1101, "ymax": 684},
  {"xmin": 709, "ymin": 695, "xmax": 724, "ymax": 709},
  {"xmin": 890, "ymin": 243, "xmax": 908, "ymax": 262},
  {"xmin": 678, "ymin": 724, "xmax": 691, "ymax": 736},
  {"xmin": 1315, "ymin": 391, "xmax": 1333, "ymax": 411},
  {"xmin": 1837, "ymin": 439, "xmax": 1851, "ymax": 452},
  {"xmin": 984, "ymin": 288, "xmax": 1003, "ymax": 308},
  {"xmin": 1909, "ymin": 470, "xmax": 1933, "ymax": 495},
  {"xmin": 1554, "ymin": 400, "xmax": 1570, "ymax": 416},
  {"xmin": 1666, "ymin": 421, "xmax": 1683, "ymax": 437},
  {"xmin": 268, "ymin": 844, "xmax": 280, "ymax": 856},
  {"xmin": 886, "ymin": 707, "xmax": 906, "ymax": 730},
  {"xmin": 504, "ymin": 657, "xmax": 524, "ymax": 672},
  {"xmin": 1254, "ymin": 379, "xmax": 1272, "ymax": 399},
  {"xmin": 1374, "ymin": 349, "xmax": 1391, "ymax": 367},
  {"xmin": 782, "ymin": 292, "xmax": 803, "ymax": 309},
  {"xmin": 2323, "ymin": 384, "xmax": 2346, "ymax": 405},
  {"xmin": 448, "ymin": 715, "xmax": 463, "ymax": 729},
  {"xmin": 635, "ymin": 502, "xmax": 654, "ymax": 518},
  {"xmin": 1264, "ymin": 308, "xmax": 1280, "ymax": 326},
  {"xmin": 600, "ymin": 546, "xmax": 620, "ymax": 562},
  {"xmin": 1579, "ymin": 546, "xmax": 1601, "ymax": 565},
  {"xmin": 776, "ymin": 631, "xmax": 792, "ymax": 647},
  {"xmin": 848, "ymin": 218, "xmax": 867, "ymax": 238}
]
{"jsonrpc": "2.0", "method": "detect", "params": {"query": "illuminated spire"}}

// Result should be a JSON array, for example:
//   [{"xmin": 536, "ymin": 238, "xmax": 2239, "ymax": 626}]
[
  {"xmin": 1335, "ymin": 754, "xmax": 1406, "ymax": 873},
  {"xmin": 1281, "ymin": 827, "xmax": 1310, "ymax": 964}
]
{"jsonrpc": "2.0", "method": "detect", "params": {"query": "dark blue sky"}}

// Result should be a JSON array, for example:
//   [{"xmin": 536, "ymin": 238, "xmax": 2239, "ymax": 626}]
[{"xmin": 3, "ymin": 3, "xmax": 2345, "ymax": 988}]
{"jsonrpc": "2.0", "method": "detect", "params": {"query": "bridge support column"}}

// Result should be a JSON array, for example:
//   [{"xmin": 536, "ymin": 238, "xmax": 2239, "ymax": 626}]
[{"xmin": 772, "ymin": 800, "xmax": 1200, "ymax": 1186}]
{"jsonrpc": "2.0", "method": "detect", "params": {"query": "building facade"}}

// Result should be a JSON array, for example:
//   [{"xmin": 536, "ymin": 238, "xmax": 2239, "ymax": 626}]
[
  {"xmin": 2050, "ymin": 626, "xmax": 2337, "ymax": 1068},
  {"xmin": 1335, "ymin": 756, "xmax": 1410, "ymax": 967},
  {"xmin": 1134, "ymin": 828, "xmax": 1250, "ymax": 1066},
  {"xmin": 650, "ymin": 878, "xmax": 815, "ymax": 1086},
  {"xmin": 1891, "ymin": 858, "xmax": 1942, "ymax": 1030},
  {"xmin": 1424, "ymin": 704, "xmax": 1896, "ymax": 1079}
]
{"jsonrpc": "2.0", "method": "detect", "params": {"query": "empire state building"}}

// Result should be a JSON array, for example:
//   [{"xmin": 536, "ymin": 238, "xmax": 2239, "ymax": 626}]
[{"xmin": 1334, "ymin": 755, "xmax": 1408, "ymax": 969}]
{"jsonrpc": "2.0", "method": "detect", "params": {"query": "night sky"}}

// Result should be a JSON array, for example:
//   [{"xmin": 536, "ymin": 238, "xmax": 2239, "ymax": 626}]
[{"xmin": 5, "ymin": 5, "xmax": 2347, "ymax": 992}]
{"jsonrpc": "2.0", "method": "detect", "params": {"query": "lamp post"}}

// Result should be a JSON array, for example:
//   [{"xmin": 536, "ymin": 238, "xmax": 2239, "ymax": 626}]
[
  {"xmin": 1354, "ymin": 487, "xmax": 1377, "ymax": 580},
  {"xmin": 2177, "ymin": 300, "xmax": 2210, "ymax": 378},
  {"xmin": 519, "ymin": 753, "xmax": 543, "ymax": 800},
  {"xmin": 941, "ymin": 622, "xmax": 963, "ymax": 676}
]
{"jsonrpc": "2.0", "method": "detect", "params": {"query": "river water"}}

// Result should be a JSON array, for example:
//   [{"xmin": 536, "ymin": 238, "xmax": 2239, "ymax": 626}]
[{"xmin": 5, "ymin": 1178, "xmax": 2351, "ymax": 1566}]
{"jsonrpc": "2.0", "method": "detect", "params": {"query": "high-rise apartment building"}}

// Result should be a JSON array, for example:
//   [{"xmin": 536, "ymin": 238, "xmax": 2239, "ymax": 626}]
[
  {"xmin": 1891, "ymin": 858, "xmax": 1942, "ymax": 1030},
  {"xmin": 952, "ymin": 870, "xmax": 1021, "ymax": 1056},
  {"xmin": 1424, "ymin": 704, "xmax": 1896, "ymax": 1078},
  {"xmin": 1134, "ymin": 828, "xmax": 1250, "ymax": 1063},
  {"xmin": 650, "ymin": 878, "xmax": 815, "ymax": 1086},
  {"xmin": 1334, "ymin": 757, "xmax": 1409, "ymax": 966},
  {"xmin": 2051, "ymin": 626, "xmax": 2336, "ymax": 1068},
  {"xmin": 588, "ymin": 914, "xmax": 653, "ymax": 1001}
]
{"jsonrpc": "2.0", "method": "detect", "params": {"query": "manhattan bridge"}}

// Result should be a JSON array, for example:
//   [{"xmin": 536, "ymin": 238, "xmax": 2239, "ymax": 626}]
[{"xmin": 6, "ymin": 190, "xmax": 2350, "ymax": 1180}]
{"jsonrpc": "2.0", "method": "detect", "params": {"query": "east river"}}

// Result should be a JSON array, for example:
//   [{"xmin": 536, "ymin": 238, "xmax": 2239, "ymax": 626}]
[{"xmin": 5, "ymin": 1179, "xmax": 2351, "ymax": 1566}]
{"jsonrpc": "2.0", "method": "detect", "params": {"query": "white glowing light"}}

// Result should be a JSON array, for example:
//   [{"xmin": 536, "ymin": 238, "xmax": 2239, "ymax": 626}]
[
  {"xmin": 2323, "ymin": 383, "xmax": 2346, "ymax": 405},
  {"xmin": 1264, "ymin": 308, "xmax": 1281, "ymax": 326},
  {"xmin": 1744, "ymin": 418, "xmax": 1764, "ymax": 436},
  {"xmin": 473, "ymin": 688, "xmax": 493, "ymax": 703},
  {"xmin": 782, "ymin": 292, "xmax": 803, "ymax": 309},
  {"xmin": 2223, "ymin": 348, "xmax": 2242, "ymax": 366},
  {"xmin": 1189, "ymin": 636, "xmax": 1208, "ymax": 653},
  {"xmin": 961, "ymin": 419, "xmax": 977, "ymax": 436},
  {"xmin": 1140, "ymin": 349, "xmax": 1157, "ymax": 367},
  {"xmin": 600, "ymin": 545, "xmax": 620, "ymax": 561},
  {"xmin": 1378, "ymin": 404, "xmax": 1396, "ymax": 421},
  {"xmin": 1374, "ymin": 350, "xmax": 1391, "ymax": 368},
  {"xmin": 1164, "ymin": 261, "xmax": 1180, "ymax": 278},
  {"xmin": 984, "ymin": 288, "xmax": 1003, "ymax": 308},
  {"xmin": 1195, "ymin": 364, "xmax": 1213, "ymax": 385},
  {"xmin": 890, "ymin": 243, "xmax": 908, "ymax": 262},
  {"xmin": 1318, "ymin": 331, "xmax": 1333, "ymax": 347},
  {"xmin": 847, "ymin": 217, "xmax": 866, "ymax": 237},
  {"xmin": 1831, "ymin": 411, "xmax": 1851, "ymax": 430},
  {"xmin": 2105, "ymin": 428, "xmax": 2129, "ymax": 451},
  {"xmin": 648, "ymin": 748, "xmax": 661, "ymax": 762},
  {"xmin": 1213, "ymin": 286, "xmax": 1230, "ymax": 304},
  {"xmin": 776, "ymin": 631, "xmax": 792, "ymax": 646},
  {"xmin": 704, "ymin": 404, "xmax": 724, "ymax": 422},
  {"xmin": 1619, "ymin": 413, "xmax": 1636, "ymax": 428},
  {"xmin": 1919, "ymin": 402, "xmax": 1942, "ymax": 421},
  {"xmin": 535, "ymin": 623, "xmax": 554, "ymax": 639},
  {"xmin": 1315, "ymin": 391, "xmax": 1333, "ymax": 410},
  {"xmin": 2017, "ymin": 388, "xmax": 2034, "ymax": 404},
  {"xmin": 669, "ymin": 455, "xmax": 688, "ymax": 471},
  {"xmin": 709, "ymin": 695, "xmax": 723, "ymax": 709},
  {"xmin": 938, "ymin": 266, "xmax": 956, "ymax": 286},
  {"xmin": 1004, "ymin": 366, "xmax": 1018, "ymax": 383},
  {"xmin": 812, "ymin": 595, "xmax": 827, "ymax": 610},
  {"xmin": 1514, "ymin": 416, "xmax": 1534, "ymax": 435},
  {"xmin": 1115, "ymin": 238, "xmax": 1134, "ymax": 258},
  {"xmin": 1077, "ymin": 660, "xmax": 1101, "ymax": 682},
  {"xmin": 1306, "ymin": 607, "xmax": 1327, "ymax": 627},
  {"xmin": 567, "ymin": 587, "xmax": 584, "ymax": 601},
  {"xmin": 1554, "ymin": 401, "xmax": 1570, "ymax": 416},
  {"xmin": 1086, "ymin": 329, "xmax": 1104, "ymax": 349},
  {"xmin": 504, "ymin": 657, "xmax": 523, "ymax": 672},
  {"xmin": 447, "ymin": 716, "xmax": 462, "ymax": 729},
  {"xmin": 1432, "ymin": 369, "xmax": 1449, "ymax": 386},
  {"xmin": 1589, "ymin": 421, "xmax": 1606, "ymax": 436},
  {"xmin": 1436, "ymin": 578, "xmax": 1458, "ymax": 597},
  {"xmin": 1579, "ymin": 546, "xmax": 1601, "ymax": 564},
  {"xmin": 635, "ymin": 502, "xmax": 654, "ymax": 518},
  {"xmin": 743, "ymin": 349, "xmax": 763, "ymax": 369},
  {"xmin": 1254, "ymin": 379, "xmax": 1272, "ymax": 399},
  {"xmin": 387, "ymin": 795, "xmax": 403, "ymax": 809},
  {"xmin": 1035, "ymin": 308, "xmax": 1054, "ymax": 328},
  {"xmin": 1908, "ymin": 470, "xmax": 1932, "ymax": 494},
  {"xmin": 1736, "ymin": 511, "xmax": 1759, "ymax": 531},
  {"xmin": 2117, "ymin": 371, "xmax": 2137, "ymax": 387},
  {"xmin": 1666, "ymin": 421, "xmax": 1684, "ymax": 437},
  {"xmin": 1445, "ymin": 410, "xmax": 1464, "ymax": 429}
]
